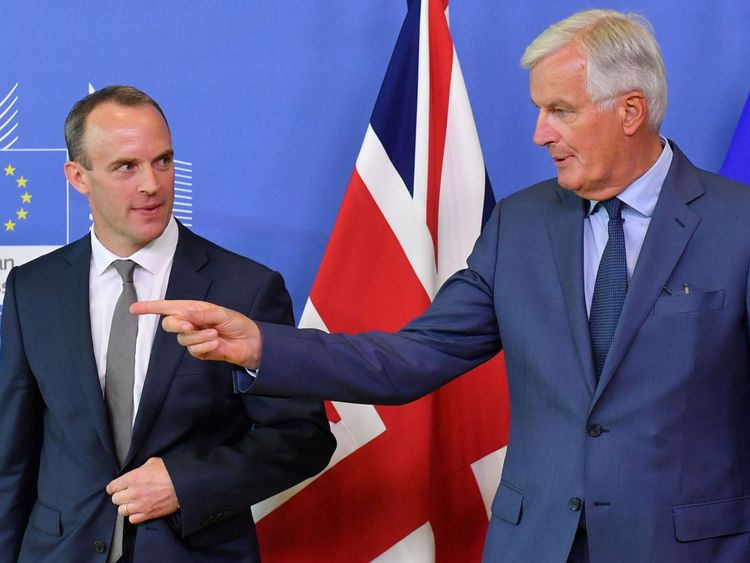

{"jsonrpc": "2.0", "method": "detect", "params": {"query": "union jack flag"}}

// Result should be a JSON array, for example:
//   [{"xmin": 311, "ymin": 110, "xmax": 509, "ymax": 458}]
[{"xmin": 255, "ymin": 1, "xmax": 509, "ymax": 560}]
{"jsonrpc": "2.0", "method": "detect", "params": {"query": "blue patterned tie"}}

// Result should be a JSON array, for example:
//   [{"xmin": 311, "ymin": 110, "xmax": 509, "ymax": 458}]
[{"xmin": 589, "ymin": 198, "xmax": 627, "ymax": 381}]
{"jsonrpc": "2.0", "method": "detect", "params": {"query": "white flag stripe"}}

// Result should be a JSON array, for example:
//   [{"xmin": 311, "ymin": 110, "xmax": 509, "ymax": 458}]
[
  {"xmin": 470, "ymin": 446, "xmax": 507, "ymax": 519},
  {"xmin": 372, "ymin": 522, "xmax": 436, "ymax": 563},
  {"xmin": 411, "ymin": 0, "xmax": 431, "ymax": 223},
  {"xmin": 327, "ymin": 401, "xmax": 386, "ymax": 458},
  {"xmin": 436, "ymin": 50, "xmax": 487, "ymax": 285},
  {"xmin": 298, "ymin": 297, "xmax": 328, "ymax": 331},
  {"xmin": 356, "ymin": 125, "xmax": 437, "ymax": 299}
]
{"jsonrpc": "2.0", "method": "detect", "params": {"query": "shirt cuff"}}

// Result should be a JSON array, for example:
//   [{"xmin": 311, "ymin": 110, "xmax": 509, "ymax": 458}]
[{"xmin": 232, "ymin": 367, "xmax": 258, "ymax": 394}]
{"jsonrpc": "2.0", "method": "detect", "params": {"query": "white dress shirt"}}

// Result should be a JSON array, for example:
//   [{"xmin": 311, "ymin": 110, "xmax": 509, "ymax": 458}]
[{"xmin": 89, "ymin": 217, "xmax": 178, "ymax": 426}]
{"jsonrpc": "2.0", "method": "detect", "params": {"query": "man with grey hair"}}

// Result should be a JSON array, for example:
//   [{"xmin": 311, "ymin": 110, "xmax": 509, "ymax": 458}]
[{"xmin": 136, "ymin": 10, "xmax": 750, "ymax": 562}]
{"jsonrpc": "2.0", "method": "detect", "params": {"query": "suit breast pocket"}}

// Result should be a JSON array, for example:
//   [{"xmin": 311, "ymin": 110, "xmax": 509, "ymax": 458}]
[{"xmin": 653, "ymin": 289, "xmax": 724, "ymax": 315}]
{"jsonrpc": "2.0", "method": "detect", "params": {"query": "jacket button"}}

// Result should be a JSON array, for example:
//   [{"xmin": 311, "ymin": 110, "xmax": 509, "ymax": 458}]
[
  {"xmin": 568, "ymin": 497, "xmax": 582, "ymax": 511},
  {"xmin": 588, "ymin": 423, "xmax": 603, "ymax": 437},
  {"xmin": 93, "ymin": 541, "xmax": 107, "ymax": 553}
]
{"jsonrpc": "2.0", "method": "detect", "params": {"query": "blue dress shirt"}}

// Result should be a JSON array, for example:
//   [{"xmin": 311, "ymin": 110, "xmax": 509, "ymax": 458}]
[{"xmin": 583, "ymin": 140, "xmax": 673, "ymax": 316}]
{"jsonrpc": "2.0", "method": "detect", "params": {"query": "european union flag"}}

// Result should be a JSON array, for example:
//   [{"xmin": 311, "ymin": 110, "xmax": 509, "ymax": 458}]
[
  {"xmin": 0, "ymin": 149, "xmax": 68, "ymax": 245},
  {"xmin": 721, "ymin": 93, "xmax": 750, "ymax": 184}
]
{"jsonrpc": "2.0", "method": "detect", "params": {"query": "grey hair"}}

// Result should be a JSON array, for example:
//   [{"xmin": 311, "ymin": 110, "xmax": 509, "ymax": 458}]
[
  {"xmin": 520, "ymin": 9, "xmax": 667, "ymax": 131},
  {"xmin": 64, "ymin": 85, "xmax": 169, "ymax": 169}
]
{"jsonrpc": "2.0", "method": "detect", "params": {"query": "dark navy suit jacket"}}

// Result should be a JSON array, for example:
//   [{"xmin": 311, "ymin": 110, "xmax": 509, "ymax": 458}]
[
  {"xmin": 250, "ymin": 144, "xmax": 750, "ymax": 562},
  {"xmin": 0, "ymin": 223, "xmax": 335, "ymax": 562}
]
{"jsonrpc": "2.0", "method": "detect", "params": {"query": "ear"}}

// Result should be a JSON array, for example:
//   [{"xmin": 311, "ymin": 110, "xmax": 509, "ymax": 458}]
[
  {"xmin": 620, "ymin": 91, "xmax": 648, "ymax": 136},
  {"xmin": 64, "ymin": 161, "xmax": 89, "ymax": 196}
]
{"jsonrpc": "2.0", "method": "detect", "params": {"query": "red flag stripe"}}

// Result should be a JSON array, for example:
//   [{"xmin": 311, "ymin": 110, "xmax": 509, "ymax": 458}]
[
  {"xmin": 310, "ymin": 169, "xmax": 431, "ymax": 333},
  {"xmin": 425, "ymin": 1, "xmax": 453, "ymax": 264}
]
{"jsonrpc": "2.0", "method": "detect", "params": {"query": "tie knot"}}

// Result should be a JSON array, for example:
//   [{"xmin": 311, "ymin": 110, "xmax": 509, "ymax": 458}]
[
  {"xmin": 112, "ymin": 259, "xmax": 137, "ymax": 283},
  {"xmin": 601, "ymin": 198, "xmax": 623, "ymax": 220}
]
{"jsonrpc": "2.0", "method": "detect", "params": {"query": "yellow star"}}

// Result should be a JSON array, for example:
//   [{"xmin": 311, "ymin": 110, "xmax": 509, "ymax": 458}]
[
  {"xmin": 4, "ymin": 219, "xmax": 15, "ymax": 231},
  {"xmin": 20, "ymin": 192, "xmax": 32, "ymax": 203},
  {"xmin": 16, "ymin": 208, "xmax": 27, "ymax": 220},
  {"xmin": 4, "ymin": 164, "xmax": 15, "ymax": 176},
  {"xmin": 16, "ymin": 176, "xmax": 28, "ymax": 188}
]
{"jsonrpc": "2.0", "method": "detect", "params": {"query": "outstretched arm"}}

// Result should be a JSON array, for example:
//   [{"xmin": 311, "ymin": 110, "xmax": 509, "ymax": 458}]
[{"xmin": 132, "ymin": 203, "xmax": 505, "ymax": 406}]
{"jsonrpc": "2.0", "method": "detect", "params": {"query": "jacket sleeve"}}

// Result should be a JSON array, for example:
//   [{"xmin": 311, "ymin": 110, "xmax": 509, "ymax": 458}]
[
  {"xmin": 163, "ymin": 270, "xmax": 335, "ymax": 537},
  {"xmin": 0, "ymin": 268, "xmax": 44, "ymax": 561},
  {"xmin": 251, "ymin": 202, "xmax": 505, "ymax": 404}
]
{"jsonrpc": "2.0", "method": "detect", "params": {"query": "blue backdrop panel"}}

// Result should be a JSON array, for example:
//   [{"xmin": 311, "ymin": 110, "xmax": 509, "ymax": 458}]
[{"xmin": 2, "ymin": 1, "xmax": 749, "ymax": 320}]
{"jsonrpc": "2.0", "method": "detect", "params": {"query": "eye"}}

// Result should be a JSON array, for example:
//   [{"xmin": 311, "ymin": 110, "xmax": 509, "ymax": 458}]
[
  {"xmin": 155, "ymin": 154, "xmax": 173, "ymax": 169},
  {"xmin": 550, "ymin": 106, "xmax": 576, "ymax": 121},
  {"xmin": 116, "ymin": 162, "xmax": 135, "ymax": 172}
]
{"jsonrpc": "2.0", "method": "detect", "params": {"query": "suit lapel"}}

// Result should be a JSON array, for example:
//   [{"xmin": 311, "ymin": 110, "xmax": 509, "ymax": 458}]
[
  {"xmin": 127, "ymin": 226, "xmax": 211, "ymax": 465},
  {"xmin": 59, "ymin": 236, "xmax": 119, "ymax": 463},
  {"xmin": 546, "ymin": 187, "xmax": 598, "ymax": 395},
  {"xmin": 593, "ymin": 145, "xmax": 703, "ymax": 402}
]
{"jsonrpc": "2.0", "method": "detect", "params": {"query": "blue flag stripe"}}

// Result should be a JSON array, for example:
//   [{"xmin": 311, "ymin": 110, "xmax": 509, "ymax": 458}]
[{"xmin": 370, "ymin": 0, "xmax": 420, "ymax": 197}]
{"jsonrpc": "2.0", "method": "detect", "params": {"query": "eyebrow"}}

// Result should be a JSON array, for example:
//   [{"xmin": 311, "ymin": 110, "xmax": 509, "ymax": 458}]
[
  {"xmin": 108, "ymin": 158, "xmax": 136, "ymax": 171},
  {"xmin": 155, "ymin": 149, "xmax": 175, "ymax": 161}
]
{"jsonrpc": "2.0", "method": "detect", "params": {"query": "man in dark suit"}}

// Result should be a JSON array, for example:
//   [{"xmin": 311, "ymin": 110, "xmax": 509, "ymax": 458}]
[
  {"xmin": 135, "ymin": 10, "xmax": 750, "ymax": 563},
  {"xmin": 0, "ymin": 85, "xmax": 335, "ymax": 562}
]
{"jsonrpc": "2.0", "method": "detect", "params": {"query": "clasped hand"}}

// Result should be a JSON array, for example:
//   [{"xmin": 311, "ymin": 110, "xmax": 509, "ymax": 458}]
[{"xmin": 106, "ymin": 457, "xmax": 179, "ymax": 524}]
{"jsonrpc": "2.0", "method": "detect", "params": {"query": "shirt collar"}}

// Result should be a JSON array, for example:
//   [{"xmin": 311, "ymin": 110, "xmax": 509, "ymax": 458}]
[
  {"xmin": 586, "ymin": 137, "xmax": 673, "ymax": 218},
  {"xmin": 91, "ymin": 216, "xmax": 179, "ymax": 276}
]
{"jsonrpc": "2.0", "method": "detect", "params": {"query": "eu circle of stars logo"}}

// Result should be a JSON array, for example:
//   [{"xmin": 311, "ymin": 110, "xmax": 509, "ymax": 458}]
[{"xmin": 3, "ymin": 163, "xmax": 32, "ymax": 231}]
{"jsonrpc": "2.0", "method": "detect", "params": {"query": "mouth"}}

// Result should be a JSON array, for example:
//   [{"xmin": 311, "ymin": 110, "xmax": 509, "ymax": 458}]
[
  {"xmin": 551, "ymin": 155, "xmax": 574, "ymax": 167},
  {"xmin": 133, "ymin": 203, "xmax": 164, "ymax": 217}
]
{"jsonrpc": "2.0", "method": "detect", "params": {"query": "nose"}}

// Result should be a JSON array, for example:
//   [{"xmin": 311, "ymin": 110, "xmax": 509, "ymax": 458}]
[
  {"xmin": 138, "ymin": 167, "xmax": 161, "ymax": 195},
  {"xmin": 532, "ymin": 110, "xmax": 558, "ymax": 147}
]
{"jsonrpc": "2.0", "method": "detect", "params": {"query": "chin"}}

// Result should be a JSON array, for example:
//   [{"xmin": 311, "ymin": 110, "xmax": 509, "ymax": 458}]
[
  {"xmin": 139, "ymin": 222, "xmax": 169, "ymax": 244},
  {"xmin": 556, "ymin": 176, "xmax": 583, "ymax": 193}
]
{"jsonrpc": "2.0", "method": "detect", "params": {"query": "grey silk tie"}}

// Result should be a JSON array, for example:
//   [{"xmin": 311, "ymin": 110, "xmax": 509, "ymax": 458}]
[{"xmin": 105, "ymin": 259, "xmax": 138, "ymax": 563}]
